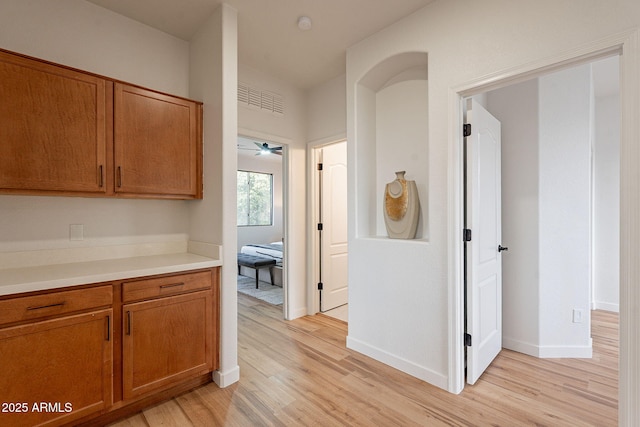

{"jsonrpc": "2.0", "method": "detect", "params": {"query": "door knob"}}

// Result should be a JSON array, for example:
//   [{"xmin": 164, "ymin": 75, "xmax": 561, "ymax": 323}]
[{"xmin": 498, "ymin": 245, "xmax": 509, "ymax": 252}]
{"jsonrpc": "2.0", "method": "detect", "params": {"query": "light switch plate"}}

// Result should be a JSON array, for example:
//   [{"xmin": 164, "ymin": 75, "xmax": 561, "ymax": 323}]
[
  {"xmin": 572, "ymin": 309, "xmax": 583, "ymax": 323},
  {"xmin": 70, "ymin": 224, "xmax": 84, "ymax": 241}
]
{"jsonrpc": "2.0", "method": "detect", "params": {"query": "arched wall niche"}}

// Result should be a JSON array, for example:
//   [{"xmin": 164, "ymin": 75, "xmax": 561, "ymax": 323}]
[{"xmin": 355, "ymin": 52, "xmax": 429, "ymax": 240}]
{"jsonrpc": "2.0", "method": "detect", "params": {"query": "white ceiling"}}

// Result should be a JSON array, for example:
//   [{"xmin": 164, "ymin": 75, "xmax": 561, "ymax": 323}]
[{"xmin": 86, "ymin": 0, "xmax": 435, "ymax": 90}]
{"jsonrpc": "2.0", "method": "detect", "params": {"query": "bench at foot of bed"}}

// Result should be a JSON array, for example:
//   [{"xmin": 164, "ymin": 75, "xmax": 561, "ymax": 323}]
[{"xmin": 237, "ymin": 253, "xmax": 277, "ymax": 288}]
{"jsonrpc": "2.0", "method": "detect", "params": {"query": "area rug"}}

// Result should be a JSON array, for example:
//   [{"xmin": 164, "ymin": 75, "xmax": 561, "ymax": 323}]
[{"xmin": 237, "ymin": 275, "xmax": 283, "ymax": 306}]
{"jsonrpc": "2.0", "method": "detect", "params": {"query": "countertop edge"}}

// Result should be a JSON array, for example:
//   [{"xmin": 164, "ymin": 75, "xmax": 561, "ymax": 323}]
[{"xmin": 0, "ymin": 253, "xmax": 223, "ymax": 297}]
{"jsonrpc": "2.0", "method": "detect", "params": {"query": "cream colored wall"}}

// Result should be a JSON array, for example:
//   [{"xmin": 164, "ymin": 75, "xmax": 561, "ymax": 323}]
[{"xmin": 346, "ymin": 0, "xmax": 640, "ymax": 401}]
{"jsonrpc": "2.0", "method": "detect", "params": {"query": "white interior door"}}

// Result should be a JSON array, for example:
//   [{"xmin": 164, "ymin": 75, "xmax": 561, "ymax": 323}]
[
  {"xmin": 465, "ymin": 99, "xmax": 503, "ymax": 385},
  {"xmin": 319, "ymin": 141, "xmax": 348, "ymax": 312}
]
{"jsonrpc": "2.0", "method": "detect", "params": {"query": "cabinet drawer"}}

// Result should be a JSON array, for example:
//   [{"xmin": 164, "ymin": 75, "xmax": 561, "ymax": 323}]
[
  {"xmin": 122, "ymin": 270, "xmax": 212, "ymax": 302},
  {"xmin": 0, "ymin": 285, "xmax": 112, "ymax": 326}
]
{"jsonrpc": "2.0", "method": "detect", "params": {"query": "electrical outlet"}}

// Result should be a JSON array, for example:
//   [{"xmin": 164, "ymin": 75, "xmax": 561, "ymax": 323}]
[
  {"xmin": 573, "ymin": 309, "xmax": 583, "ymax": 323},
  {"xmin": 69, "ymin": 224, "xmax": 84, "ymax": 241}
]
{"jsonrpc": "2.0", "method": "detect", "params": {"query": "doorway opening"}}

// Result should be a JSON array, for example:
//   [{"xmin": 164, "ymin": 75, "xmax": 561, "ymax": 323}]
[
  {"xmin": 237, "ymin": 135, "xmax": 286, "ymax": 316},
  {"xmin": 455, "ymin": 49, "xmax": 622, "ymax": 390},
  {"xmin": 310, "ymin": 140, "xmax": 348, "ymax": 322}
]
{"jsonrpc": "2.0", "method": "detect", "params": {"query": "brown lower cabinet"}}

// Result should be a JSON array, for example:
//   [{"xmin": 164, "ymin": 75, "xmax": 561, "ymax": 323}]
[
  {"xmin": 0, "ymin": 309, "xmax": 113, "ymax": 427},
  {"xmin": 0, "ymin": 267, "xmax": 219, "ymax": 427},
  {"xmin": 123, "ymin": 290, "xmax": 213, "ymax": 400}
]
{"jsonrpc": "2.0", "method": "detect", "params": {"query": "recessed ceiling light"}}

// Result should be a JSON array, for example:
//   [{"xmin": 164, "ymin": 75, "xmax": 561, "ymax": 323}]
[{"xmin": 297, "ymin": 16, "xmax": 312, "ymax": 31}]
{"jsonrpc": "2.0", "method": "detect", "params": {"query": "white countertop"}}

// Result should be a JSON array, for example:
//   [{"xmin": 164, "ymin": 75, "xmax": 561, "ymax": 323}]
[{"xmin": 0, "ymin": 252, "xmax": 222, "ymax": 296}]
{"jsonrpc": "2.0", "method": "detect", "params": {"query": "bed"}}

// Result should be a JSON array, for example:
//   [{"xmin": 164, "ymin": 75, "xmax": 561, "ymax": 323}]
[
  {"xmin": 240, "ymin": 242, "xmax": 283, "ymax": 265},
  {"xmin": 239, "ymin": 241, "xmax": 283, "ymax": 286}
]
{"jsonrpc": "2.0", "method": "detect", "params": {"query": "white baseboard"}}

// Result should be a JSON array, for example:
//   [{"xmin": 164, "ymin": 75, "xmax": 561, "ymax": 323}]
[
  {"xmin": 502, "ymin": 337, "xmax": 541, "ymax": 357},
  {"xmin": 538, "ymin": 339, "xmax": 593, "ymax": 358},
  {"xmin": 346, "ymin": 335, "xmax": 448, "ymax": 391},
  {"xmin": 213, "ymin": 365, "xmax": 240, "ymax": 388},
  {"xmin": 503, "ymin": 337, "xmax": 593, "ymax": 358},
  {"xmin": 287, "ymin": 306, "xmax": 307, "ymax": 320},
  {"xmin": 593, "ymin": 301, "xmax": 620, "ymax": 313}
]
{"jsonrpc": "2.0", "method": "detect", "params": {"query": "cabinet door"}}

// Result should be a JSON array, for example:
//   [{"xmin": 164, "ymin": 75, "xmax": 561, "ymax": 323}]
[
  {"xmin": 122, "ymin": 290, "xmax": 212, "ymax": 400},
  {"xmin": 0, "ymin": 309, "xmax": 112, "ymax": 427},
  {"xmin": 114, "ymin": 83, "xmax": 202, "ymax": 199},
  {"xmin": 0, "ymin": 51, "xmax": 108, "ymax": 195}
]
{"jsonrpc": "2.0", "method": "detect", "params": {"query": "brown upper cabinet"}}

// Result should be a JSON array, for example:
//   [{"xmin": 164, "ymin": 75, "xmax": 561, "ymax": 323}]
[
  {"xmin": 114, "ymin": 84, "xmax": 202, "ymax": 198},
  {"xmin": 0, "ymin": 49, "xmax": 203, "ymax": 200},
  {"xmin": 0, "ymin": 51, "xmax": 109, "ymax": 195}
]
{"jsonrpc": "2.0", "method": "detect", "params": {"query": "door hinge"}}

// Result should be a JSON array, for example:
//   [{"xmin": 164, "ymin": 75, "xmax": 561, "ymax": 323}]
[
  {"xmin": 463, "ymin": 229, "xmax": 472, "ymax": 242},
  {"xmin": 317, "ymin": 163, "xmax": 323, "ymax": 171},
  {"xmin": 318, "ymin": 223, "xmax": 323, "ymax": 231},
  {"xmin": 318, "ymin": 282, "xmax": 323, "ymax": 290},
  {"xmin": 464, "ymin": 333, "xmax": 472, "ymax": 347},
  {"xmin": 463, "ymin": 123, "xmax": 471, "ymax": 137}
]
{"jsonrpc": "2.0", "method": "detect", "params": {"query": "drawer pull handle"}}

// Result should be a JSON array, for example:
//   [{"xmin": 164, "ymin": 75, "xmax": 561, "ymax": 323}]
[
  {"xmin": 27, "ymin": 302, "xmax": 65, "ymax": 311},
  {"xmin": 106, "ymin": 315, "xmax": 111, "ymax": 341},
  {"xmin": 126, "ymin": 311, "xmax": 131, "ymax": 335},
  {"xmin": 160, "ymin": 282, "xmax": 185, "ymax": 290}
]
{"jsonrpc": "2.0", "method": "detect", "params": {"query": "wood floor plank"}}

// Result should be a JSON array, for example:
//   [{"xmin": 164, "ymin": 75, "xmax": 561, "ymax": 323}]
[
  {"xmin": 141, "ymin": 399, "xmax": 193, "ymax": 426},
  {"xmin": 109, "ymin": 293, "xmax": 618, "ymax": 426}
]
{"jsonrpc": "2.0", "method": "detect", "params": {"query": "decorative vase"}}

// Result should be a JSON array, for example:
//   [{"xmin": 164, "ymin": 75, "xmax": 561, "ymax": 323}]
[{"xmin": 383, "ymin": 171, "xmax": 420, "ymax": 239}]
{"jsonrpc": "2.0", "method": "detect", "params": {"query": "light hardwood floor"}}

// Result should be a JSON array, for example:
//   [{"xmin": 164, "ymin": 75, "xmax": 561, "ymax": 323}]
[{"xmin": 109, "ymin": 294, "xmax": 618, "ymax": 426}]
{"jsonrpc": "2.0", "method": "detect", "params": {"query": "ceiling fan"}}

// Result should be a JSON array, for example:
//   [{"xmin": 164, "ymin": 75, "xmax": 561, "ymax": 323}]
[
  {"xmin": 238, "ymin": 141, "xmax": 283, "ymax": 156},
  {"xmin": 255, "ymin": 142, "xmax": 282, "ymax": 156}
]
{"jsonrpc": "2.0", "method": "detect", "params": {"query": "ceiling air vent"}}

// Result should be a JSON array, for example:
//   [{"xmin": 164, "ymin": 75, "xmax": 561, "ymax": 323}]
[{"xmin": 238, "ymin": 82, "xmax": 284, "ymax": 116}]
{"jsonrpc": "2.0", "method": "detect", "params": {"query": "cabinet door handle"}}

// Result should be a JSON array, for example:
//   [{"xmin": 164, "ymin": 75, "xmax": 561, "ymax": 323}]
[
  {"xmin": 117, "ymin": 166, "xmax": 122, "ymax": 188},
  {"xmin": 126, "ymin": 310, "xmax": 131, "ymax": 335},
  {"xmin": 98, "ymin": 165, "xmax": 104, "ymax": 188},
  {"xmin": 27, "ymin": 302, "xmax": 65, "ymax": 311},
  {"xmin": 160, "ymin": 282, "xmax": 185, "ymax": 290},
  {"xmin": 106, "ymin": 315, "xmax": 111, "ymax": 341}
]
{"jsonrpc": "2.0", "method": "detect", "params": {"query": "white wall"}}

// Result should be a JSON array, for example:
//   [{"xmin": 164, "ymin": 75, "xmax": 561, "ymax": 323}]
[
  {"xmin": 538, "ymin": 64, "xmax": 593, "ymax": 357},
  {"xmin": 238, "ymin": 63, "xmax": 308, "ymax": 319},
  {"xmin": 346, "ymin": 0, "xmax": 640, "ymax": 400},
  {"xmin": 375, "ymin": 79, "xmax": 429, "ymax": 239},
  {"xmin": 0, "ymin": 0, "xmax": 191, "ymax": 252},
  {"xmin": 0, "ymin": 0, "xmax": 189, "ymax": 96},
  {"xmin": 348, "ymin": 51, "xmax": 444, "ymax": 386},
  {"xmin": 237, "ymin": 154, "xmax": 284, "ymax": 251},
  {"xmin": 307, "ymin": 74, "xmax": 347, "ymax": 144},
  {"xmin": 188, "ymin": 4, "xmax": 240, "ymax": 387},
  {"xmin": 487, "ymin": 64, "xmax": 619, "ymax": 357},
  {"xmin": 486, "ymin": 79, "xmax": 540, "ymax": 356},
  {"xmin": 593, "ymin": 93, "xmax": 620, "ymax": 312}
]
